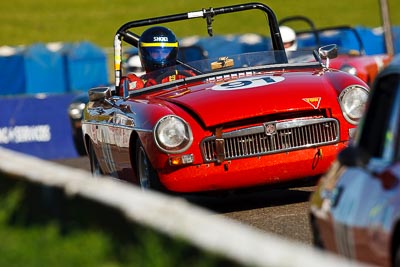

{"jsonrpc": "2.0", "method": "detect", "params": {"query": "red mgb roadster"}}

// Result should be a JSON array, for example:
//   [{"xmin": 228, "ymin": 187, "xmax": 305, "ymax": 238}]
[{"xmin": 82, "ymin": 3, "xmax": 369, "ymax": 193}]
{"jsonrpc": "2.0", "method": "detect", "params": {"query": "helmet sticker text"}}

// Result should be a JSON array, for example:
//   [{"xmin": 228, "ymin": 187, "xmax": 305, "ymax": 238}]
[
  {"xmin": 211, "ymin": 75, "xmax": 285, "ymax": 90},
  {"xmin": 154, "ymin": 36, "xmax": 168, "ymax": 42}
]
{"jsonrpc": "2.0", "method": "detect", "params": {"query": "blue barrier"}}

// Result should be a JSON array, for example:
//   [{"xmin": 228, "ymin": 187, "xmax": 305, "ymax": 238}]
[
  {"xmin": 0, "ymin": 47, "xmax": 25, "ymax": 95},
  {"xmin": 0, "ymin": 42, "xmax": 109, "ymax": 96},
  {"xmin": 393, "ymin": 26, "xmax": 400, "ymax": 54},
  {"xmin": 65, "ymin": 41, "xmax": 109, "ymax": 92},
  {"xmin": 24, "ymin": 43, "xmax": 67, "ymax": 94},
  {"xmin": 0, "ymin": 93, "xmax": 79, "ymax": 159}
]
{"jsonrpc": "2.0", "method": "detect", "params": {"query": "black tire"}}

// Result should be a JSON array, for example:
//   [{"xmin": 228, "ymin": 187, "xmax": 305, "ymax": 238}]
[
  {"xmin": 310, "ymin": 215, "xmax": 324, "ymax": 249},
  {"xmin": 135, "ymin": 139, "xmax": 164, "ymax": 191},
  {"xmin": 395, "ymin": 244, "xmax": 400, "ymax": 267},
  {"xmin": 89, "ymin": 140, "xmax": 103, "ymax": 177},
  {"xmin": 73, "ymin": 128, "xmax": 86, "ymax": 156}
]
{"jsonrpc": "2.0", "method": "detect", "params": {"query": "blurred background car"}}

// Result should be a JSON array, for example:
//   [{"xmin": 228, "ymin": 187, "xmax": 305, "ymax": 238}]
[
  {"xmin": 124, "ymin": 53, "xmax": 145, "ymax": 76},
  {"xmin": 67, "ymin": 93, "xmax": 89, "ymax": 156},
  {"xmin": 279, "ymin": 15, "xmax": 393, "ymax": 86},
  {"xmin": 309, "ymin": 54, "xmax": 400, "ymax": 267}
]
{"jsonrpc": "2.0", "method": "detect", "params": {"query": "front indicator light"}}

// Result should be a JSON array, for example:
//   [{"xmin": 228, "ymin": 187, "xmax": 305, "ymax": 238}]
[{"xmin": 169, "ymin": 154, "xmax": 194, "ymax": 166}]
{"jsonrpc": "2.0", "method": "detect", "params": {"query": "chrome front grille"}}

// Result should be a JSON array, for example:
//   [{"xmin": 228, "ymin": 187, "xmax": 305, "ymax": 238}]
[
  {"xmin": 334, "ymin": 222, "xmax": 355, "ymax": 258},
  {"xmin": 201, "ymin": 118, "xmax": 339, "ymax": 162}
]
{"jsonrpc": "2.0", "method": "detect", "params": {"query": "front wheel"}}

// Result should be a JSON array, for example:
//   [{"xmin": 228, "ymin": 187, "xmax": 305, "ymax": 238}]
[
  {"xmin": 135, "ymin": 139, "xmax": 164, "ymax": 191},
  {"xmin": 394, "ymin": 244, "xmax": 400, "ymax": 267}
]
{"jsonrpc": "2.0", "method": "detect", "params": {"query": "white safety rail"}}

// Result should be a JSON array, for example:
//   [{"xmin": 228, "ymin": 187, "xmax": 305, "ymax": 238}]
[{"xmin": 0, "ymin": 147, "xmax": 371, "ymax": 267}]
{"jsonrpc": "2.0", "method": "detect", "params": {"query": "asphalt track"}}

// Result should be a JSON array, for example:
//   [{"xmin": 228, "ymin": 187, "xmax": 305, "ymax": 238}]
[{"xmin": 55, "ymin": 156, "xmax": 316, "ymax": 246}]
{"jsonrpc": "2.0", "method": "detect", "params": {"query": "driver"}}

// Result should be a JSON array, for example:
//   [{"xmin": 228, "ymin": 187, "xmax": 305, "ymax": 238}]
[
  {"xmin": 279, "ymin": 26, "xmax": 297, "ymax": 51},
  {"xmin": 119, "ymin": 26, "xmax": 195, "ymax": 92}
]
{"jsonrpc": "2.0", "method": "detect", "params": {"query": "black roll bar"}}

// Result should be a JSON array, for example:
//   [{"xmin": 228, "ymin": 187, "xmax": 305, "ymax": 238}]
[{"xmin": 113, "ymin": 2, "xmax": 287, "ymax": 89}]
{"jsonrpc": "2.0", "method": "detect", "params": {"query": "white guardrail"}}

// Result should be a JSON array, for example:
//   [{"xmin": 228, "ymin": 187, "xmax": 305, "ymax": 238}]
[{"xmin": 0, "ymin": 147, "xmax": 371, "ymax": 267}]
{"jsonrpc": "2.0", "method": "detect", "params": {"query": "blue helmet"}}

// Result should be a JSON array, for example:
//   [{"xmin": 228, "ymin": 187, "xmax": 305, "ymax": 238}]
[{"xmin": 138, "ymin": 26, "xmax": 178, "ymax": 72}]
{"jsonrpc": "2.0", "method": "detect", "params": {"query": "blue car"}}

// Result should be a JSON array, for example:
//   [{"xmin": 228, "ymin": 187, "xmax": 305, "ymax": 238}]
[{"xmin": 310, "ymin": 54, "xmax": 400, "ymax": 267}]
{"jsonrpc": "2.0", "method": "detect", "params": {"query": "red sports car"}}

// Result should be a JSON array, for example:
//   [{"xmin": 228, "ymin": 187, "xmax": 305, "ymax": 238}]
[
  {"xmin": 82, "ymin": 3, "xmax": 369, "ymax": 193},
  {"xmin": 324, "ymin": 25, "xmax": 392, "ymax": 86},
  {"xmin": 280, "ymin": 16, "xmax": 393, "ymax": 86}
]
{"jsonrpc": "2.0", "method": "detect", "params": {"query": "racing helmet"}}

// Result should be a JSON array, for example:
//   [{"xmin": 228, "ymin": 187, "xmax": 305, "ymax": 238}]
[
  {"xmin": 126, "ymin": 54, "xmax": 145, "ymax": 76},
  {"xmin": 138, "ymin": 26, "xmax": 179, "ymax": 72},
  {"xmin": 279, "ymin": 26, "xmax": 297, "ymax": 51}
]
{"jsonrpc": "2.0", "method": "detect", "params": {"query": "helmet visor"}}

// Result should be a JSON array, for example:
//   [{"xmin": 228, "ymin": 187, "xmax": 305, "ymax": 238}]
[
  {"xmin": 140, "ymin": 40, "xmax": 178, "ymax": 71},
  {"xmin": 146, "ymin": 47, "xmax": 174, "ymax": 62}
]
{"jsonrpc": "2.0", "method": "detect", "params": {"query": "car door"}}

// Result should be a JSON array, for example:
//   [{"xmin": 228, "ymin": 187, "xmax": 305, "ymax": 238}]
[{"xmin": 86, "ymin": 98, "xmax": 118, "ymax": 176}]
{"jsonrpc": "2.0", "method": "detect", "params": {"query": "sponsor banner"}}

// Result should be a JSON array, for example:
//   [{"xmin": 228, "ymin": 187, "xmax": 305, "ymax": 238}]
[{"xmin": 0, "ymin": 94, "xmax": 79, "ymax": 159}]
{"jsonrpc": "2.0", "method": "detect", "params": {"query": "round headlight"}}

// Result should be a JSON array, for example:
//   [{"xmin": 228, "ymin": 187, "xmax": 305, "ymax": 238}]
[
  {"xmin": 339, "ymin": 85, "xmax": 369, "ymax": 124},
  {"xmin": 154, "ymin": 115, "xmax": 193, "ymax": 153}
]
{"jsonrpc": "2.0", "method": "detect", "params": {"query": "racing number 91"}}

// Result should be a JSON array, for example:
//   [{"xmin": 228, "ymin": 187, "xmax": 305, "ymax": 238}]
[{"xmin": 212, "ymin": 76, "xmax": 284, "ymax": 90}]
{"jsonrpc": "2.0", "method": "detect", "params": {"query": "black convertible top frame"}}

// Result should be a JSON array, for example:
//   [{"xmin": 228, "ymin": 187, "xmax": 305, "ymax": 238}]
[
  {"xmin": 112, "ymin": 2, "xmax": 287, "ymax": 89},
  {"xmin": 279, "ymin": 15, "xmax": 366, "ymax": 55}
]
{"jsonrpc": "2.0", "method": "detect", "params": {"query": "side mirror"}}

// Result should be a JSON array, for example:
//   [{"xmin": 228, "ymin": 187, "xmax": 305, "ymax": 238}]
[
  {"xmin": 337, "ymin": 146, "xmax": 370, "ymax": 167},
  {"xmin": 318, "ymin": 44, "xmax": 338, "ymax": 59},
  {"xmin": 318, "ymin": 44, "xmax": 338, "ymax": 68},
  {"xmin": 88, "ymin": 87, "xmax": 112, "ymax": 102}
]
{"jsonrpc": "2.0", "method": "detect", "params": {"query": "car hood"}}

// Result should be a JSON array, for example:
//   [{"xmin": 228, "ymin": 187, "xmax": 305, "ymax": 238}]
[{"xmin": 155, "ymin": 72, "xmax": 340, "ymax": 127}]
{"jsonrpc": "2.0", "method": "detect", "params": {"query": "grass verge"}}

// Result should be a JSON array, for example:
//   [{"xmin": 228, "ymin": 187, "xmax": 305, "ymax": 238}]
[{"xmin": 0, "ymin": 177, "xmax": 243, "ymax": 267}]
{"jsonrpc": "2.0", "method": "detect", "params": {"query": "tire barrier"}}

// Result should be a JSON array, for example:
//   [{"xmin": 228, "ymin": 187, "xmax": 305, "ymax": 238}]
[{"xmin": 0, "ymin": 147, "xmax": 369, "ymax": 267}]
